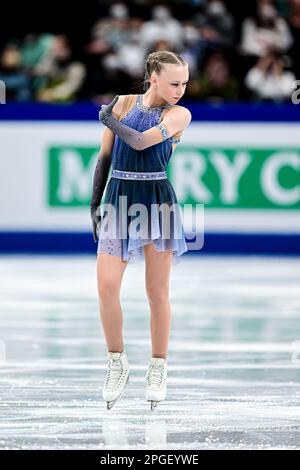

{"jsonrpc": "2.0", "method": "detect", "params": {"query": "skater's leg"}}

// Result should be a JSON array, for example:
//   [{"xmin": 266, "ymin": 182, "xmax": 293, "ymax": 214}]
[
  {"xmin": 97, "ymin": 253, "xmax": 128, "ymax": 352},
  {"xmin": 144, "ymin": 244, "xmax": 173, "ymax": 359}
]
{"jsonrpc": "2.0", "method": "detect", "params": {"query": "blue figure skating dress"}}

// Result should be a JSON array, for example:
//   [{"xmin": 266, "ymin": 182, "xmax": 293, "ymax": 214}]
[{"xmin": 97, "ymin": 94, "xmax": 188, "ymax": 266}]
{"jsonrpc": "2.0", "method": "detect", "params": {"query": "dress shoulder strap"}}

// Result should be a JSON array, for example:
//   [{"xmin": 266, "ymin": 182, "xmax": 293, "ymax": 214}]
[{"xmin": 118, "ymin": 94, "xmax": 137, "ymax": 121}]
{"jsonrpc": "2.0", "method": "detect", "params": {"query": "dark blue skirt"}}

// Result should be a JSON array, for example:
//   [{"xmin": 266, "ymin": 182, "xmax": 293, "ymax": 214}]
[{"xmin": 97, "ymin": 176, "xmax": 188, "ymax": 266}]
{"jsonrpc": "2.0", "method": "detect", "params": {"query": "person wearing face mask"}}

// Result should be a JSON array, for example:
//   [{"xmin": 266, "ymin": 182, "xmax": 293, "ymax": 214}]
[
  {"xmin": 140, "ymin": 5, "xmax": 184, "ymax": 51},
  {"xmin": 244, "ymin": 51, "xmax": 296, "ymax": 101},
  {"xmin": 195, "ymin": 0, "xmax": 235, "ymax": 48},
  {"xmin": 240, "ymin": 0, "xmax": 293, "ymax": 58}
]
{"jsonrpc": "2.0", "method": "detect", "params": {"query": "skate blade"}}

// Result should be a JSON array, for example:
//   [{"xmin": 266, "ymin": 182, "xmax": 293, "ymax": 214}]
[
  {"xmin": 148, "ymin": 400, "xmax": 159, "ymax": 411},
  {"xmin": 107, "ymin": 400, "xmax": 116, "ymax": 410},
  {"xmin": 105, "ymin": 375, "xmax": 129, "ymax": 410}
]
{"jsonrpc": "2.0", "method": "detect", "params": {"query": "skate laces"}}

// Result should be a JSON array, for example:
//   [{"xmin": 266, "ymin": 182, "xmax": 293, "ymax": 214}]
[
  {"xmin": 147, "ymin": 363, "xmax": 165, "ymax": 389},
  {"xmin": 104, "ymin": 358, "xmax": 127, "ymax": 391}
]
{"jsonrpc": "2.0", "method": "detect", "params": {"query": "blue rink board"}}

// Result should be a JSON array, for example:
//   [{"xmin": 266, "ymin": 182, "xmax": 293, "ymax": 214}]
[{"xmin": 0, "ymin": 232, "xmax": 299, "ymax": 256}]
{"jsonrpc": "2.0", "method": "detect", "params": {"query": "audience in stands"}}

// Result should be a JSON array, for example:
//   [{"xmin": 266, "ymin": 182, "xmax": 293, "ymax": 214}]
[{"xmin": 0, "ymin": 0, "xmax": 297, "ymax": 103}]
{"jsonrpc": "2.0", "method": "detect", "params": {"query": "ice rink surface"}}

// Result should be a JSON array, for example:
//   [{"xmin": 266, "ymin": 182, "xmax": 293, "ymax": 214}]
[{"xmin": 0, "ymin": 254, "xmax": 299, "ymax": 450}]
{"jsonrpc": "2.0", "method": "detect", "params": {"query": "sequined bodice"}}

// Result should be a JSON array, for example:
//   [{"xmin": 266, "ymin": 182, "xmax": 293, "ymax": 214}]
[
  {"xmin": 111, "ymin": 94, "xmax": 178, "ymax": 173},
  {"xmin": 135, "ymin": 94, "xmax": 172, "ymax": 113}
]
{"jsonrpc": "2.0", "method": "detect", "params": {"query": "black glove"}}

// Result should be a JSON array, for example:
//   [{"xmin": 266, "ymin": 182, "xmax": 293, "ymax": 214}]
[
  {"xmin": 90, "ymin": 153, "xmax": 111, "ymax": 243},
  {"xmin": 99, "ymin": 95, "xmax": 119, "ymax": 123},
  {"xmin": 91, "ymin": 206, "xmax": 101, "ymax": 243}
]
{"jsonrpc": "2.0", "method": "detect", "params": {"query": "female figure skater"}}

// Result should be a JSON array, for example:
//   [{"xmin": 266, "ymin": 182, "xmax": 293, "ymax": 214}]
[{"xmin": 90, "ymin": 51, "xmax": 191, "ymax": 410}]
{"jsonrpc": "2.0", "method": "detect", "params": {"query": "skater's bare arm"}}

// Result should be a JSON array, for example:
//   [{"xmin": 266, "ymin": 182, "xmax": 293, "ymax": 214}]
[
  {"xmin": 138, "ymin": 106, "xmax": 191, "ymax": 150},
  {"xmin": 99, "ymin": 95, "xmax": 191, "ymax": 151}
]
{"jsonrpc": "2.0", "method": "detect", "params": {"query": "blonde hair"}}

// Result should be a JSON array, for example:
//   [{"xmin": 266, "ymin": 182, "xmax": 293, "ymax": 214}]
[{"xmin": 144, "ymin": 50, "xmax": 187, "ymax": 90}]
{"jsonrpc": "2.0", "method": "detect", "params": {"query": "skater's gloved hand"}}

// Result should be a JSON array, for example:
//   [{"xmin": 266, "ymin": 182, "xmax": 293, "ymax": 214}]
[
  {"xmin": 99, "ymin": 95, "xmax": 119, "ymax": 123},
  {"xmin": 90, "ymin": 152, "xmax": 111, "ymax": 243},
  {"xmin": 98, "ymin": 95, "xmax": 175, "ymax": 151},
  {"xmin": 91, "ymin": 207, "xmax": 101, "ymax": 243}
]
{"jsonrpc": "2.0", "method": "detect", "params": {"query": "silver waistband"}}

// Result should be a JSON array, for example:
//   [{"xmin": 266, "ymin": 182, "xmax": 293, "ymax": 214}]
[{"xmin": 111, "ymin": 169, "xmax": 167, "ymax": 180}]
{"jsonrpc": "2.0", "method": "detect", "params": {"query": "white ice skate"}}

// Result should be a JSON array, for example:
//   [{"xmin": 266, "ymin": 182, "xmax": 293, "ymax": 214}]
[
  {"xmin": 102, "ymin": 350, "xmax": 129, "ymax": 410},
  {"xmin": 145, "ymin": 357, "xmax": 167, "ymax": 411}
]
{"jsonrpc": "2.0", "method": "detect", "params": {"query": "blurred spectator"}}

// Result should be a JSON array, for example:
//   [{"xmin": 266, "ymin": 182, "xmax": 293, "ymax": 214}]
[
  {"xmin": 140, "ymin": 5, "xmax": 184, "ymax": 50},
  {"xmin": 86, "ymin": 2, "xmax": 129, "ymax": 54},
  {"xmin": 2, "ymin": 0, "xmax": 300, "ymax": 103},
  {"xmin": 240, "ymin": 0, "xmax": 293, "ymax": 57},
  {"xmin": 0, "ymin": 43, "xmax": 31, "ymax": 101},
  {"xmin": 244, "ymin": 52, "xmax": 296, "ymax": 100},
  {"xmin": 21, "ymin": 34, "xmax": 56, "ymax": 95},
  {"xmin": 84, "ymin": 2, "xmax": 131, "ymax": 101},
  {"xmin": 180, "ymin": 21, "xmax": 203, "ymax": 78},
  {"xmin": 35, "ymin": 35, "xmax": 86, "ymax": 102},
  {"xmin": 107, "ymin": 18, "xmax": 145, "ymax": 79},
  {"xmin": 190, "ymin": 50, "xmax": 239, "ymax": 101},
  {"xmin": 21, "ymin": 33, "xmax": 54, "ymax": 70},
  {"xmin": 288, "ymin": 0, "xmax": 300, "ymax": 78},
  {"xmin": 194, "ymin": 0, "xmax": 235, "ymax": 48},
  {"xmin": 89, "ymin": 17, "xmax": 146, "ymax": 100}
]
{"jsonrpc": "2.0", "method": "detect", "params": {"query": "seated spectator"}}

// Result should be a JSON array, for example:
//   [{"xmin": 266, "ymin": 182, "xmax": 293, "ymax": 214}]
[
  {"xmin": 194, "ymin": 0, "xmax": 235, "ymax": 48},
  {"xmin": 288, "ymin": 0, "xmax": 300, "ymax": 78},
  {"xmin": 240, "ymin": 0, "xmax": 293, "ymax": 57},
  {"xmin": 181, "ymin": 21, "xmax": 201, "ymax": 78},
  {"xmin": 107, "ymin": 18, "xmax": 145, "ymax": 80},
  {"xmin": 0, "ymin": 43, "xmax": 31, "ymax": 101},
  {"xmin": 244, "ymin": 52, "xmax": 296, "ymax": 101},
  {"xmin": 36, "ymin": 35, "xmax": 86, "ymax": 103},
  {"xmin": 140, "ymin": 4, "xmax": 184, "ymax": 51},
  {"xmin": 21, "ymin": 33, "xmax": 54, "ymax": 70},
  {"xmin": 21, "ymin": 33, "xmax": 55, "ymax": 95},
  {"xmin": 189, "ymin": 50, "xmax": 239, "ymax": 101},
  {"xmin": 86, "ymin": 2, "xmax": 130, "ymax": 54},
  {"xmin": 91, "ymin": 18, "xmax": 145, "ymax": 99}
]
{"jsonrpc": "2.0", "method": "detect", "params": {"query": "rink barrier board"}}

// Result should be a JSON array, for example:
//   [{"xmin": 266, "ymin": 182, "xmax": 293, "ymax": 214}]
[
  {"xmin": 1, "ymin": 101, "xmax": 300, "ymax": 122},
  {"xmin": 0, "ymin": 232, "xmax": 299, "ymax": 256},
  {"xmin": 0, "ymin": 100, "xmax": 300, "ymax": 122}
]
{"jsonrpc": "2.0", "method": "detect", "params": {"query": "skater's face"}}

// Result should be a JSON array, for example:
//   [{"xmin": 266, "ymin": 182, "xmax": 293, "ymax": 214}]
[{"xmin": 151, "ymin": 63, "xmax": 189, "ymax": 104}]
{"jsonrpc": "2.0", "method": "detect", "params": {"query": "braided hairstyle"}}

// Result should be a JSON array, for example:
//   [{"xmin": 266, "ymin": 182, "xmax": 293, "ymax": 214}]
[{"xmin": 143, "ymin": 50, "xmax": 187, "ymax": 91}]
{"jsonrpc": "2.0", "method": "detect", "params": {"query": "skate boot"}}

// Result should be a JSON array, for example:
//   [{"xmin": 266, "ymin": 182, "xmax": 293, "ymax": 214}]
[
  {"xmin": 145, "ymin": 357, "xmax": 167, "ymax": 411},
  {"xmin": 102, "ymin": 350, "xmax": 129, "ymax": 410}
]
